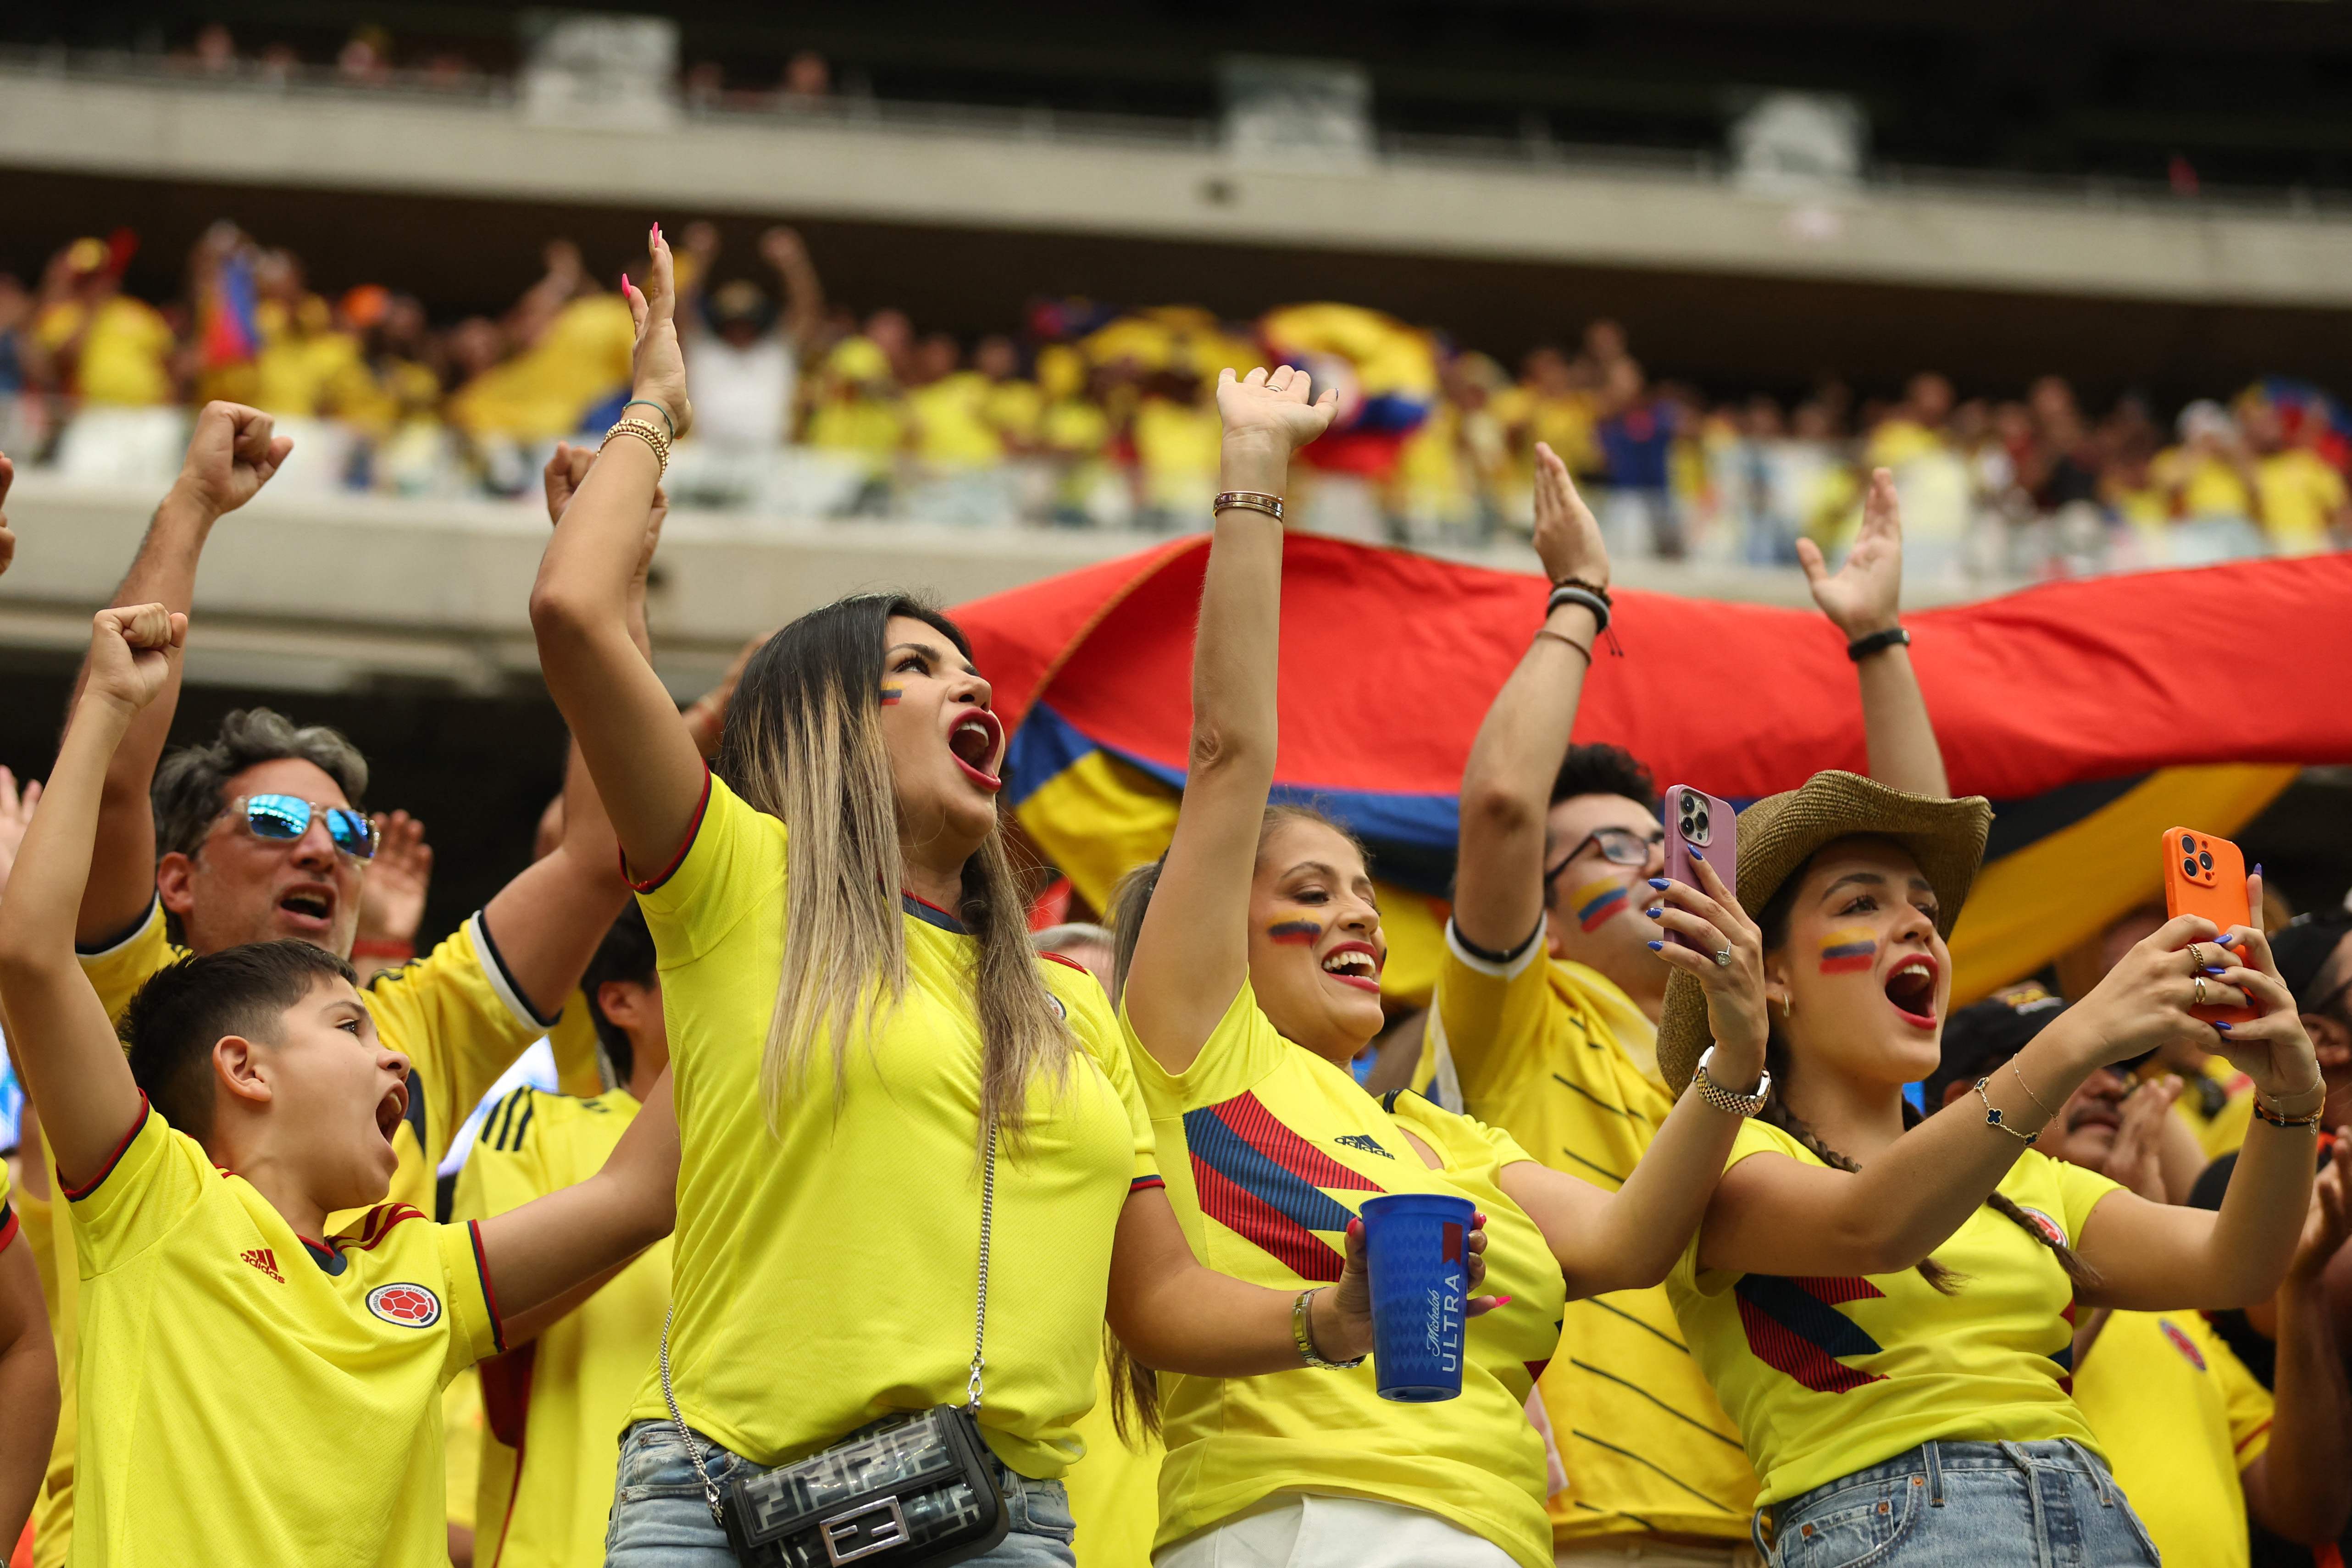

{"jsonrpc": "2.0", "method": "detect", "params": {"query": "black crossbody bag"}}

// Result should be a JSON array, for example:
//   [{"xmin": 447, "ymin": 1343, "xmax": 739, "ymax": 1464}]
[{"xmin": 659, "ymin": 1125, "xmax": 1010, "ymax": 1568}]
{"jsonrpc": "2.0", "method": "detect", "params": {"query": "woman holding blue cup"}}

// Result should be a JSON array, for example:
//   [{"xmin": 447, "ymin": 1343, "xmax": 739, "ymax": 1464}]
[{"xmin": 1110, "ymin": 363, "xmax": 1775, "ymax": 1568}]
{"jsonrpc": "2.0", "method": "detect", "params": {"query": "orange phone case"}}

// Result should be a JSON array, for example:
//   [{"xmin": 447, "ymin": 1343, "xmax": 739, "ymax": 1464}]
[{"xmin": 2161, "ymin": 826, "xmax": 2256, "ymax": 1025}]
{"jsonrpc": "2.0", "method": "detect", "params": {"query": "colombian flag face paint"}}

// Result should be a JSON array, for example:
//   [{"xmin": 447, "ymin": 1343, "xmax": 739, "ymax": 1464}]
[
  {"xmin": 1571, "ymin": 878, "xmax": 1631, "ymax": 933},
  {"xmin": 1818, "ymin": 926, "xmax": 1878, "ymax": 975},
  {"xmin": 878, "ymin": 686, "xmax": 903, "ymax": 705},
  {"xmin": 1266, "ymin": 920, "xmax": 1321, "ymax": 946}
]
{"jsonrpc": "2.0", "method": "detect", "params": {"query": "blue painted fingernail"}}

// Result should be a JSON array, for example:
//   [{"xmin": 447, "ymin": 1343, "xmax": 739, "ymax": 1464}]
[
  {"xmin": 1647, "ymin": 940, "xmax": 1664, "ymax": 951},
  {"xmin": 1646, "ymin": 906, "xmax": 1664, "ymax": 918},
  {"xmin": 2214, "ymin": 1020, "xmax": 2234, "ymax": 1031},
  {"xmin": 1690, "ymin": 847, "xmax": 1707, "ymax": 861},
  {"xmin": 2254, "ymin": 863, "xmax": 2265, "ymax": 877},
  {"xmin": 1648, "ymin": 877, "xmax": 1670, "ymax": 889},
  {"xmin": 2205, "ymin": 966, "xmax": 2228, "ymax": 975}
]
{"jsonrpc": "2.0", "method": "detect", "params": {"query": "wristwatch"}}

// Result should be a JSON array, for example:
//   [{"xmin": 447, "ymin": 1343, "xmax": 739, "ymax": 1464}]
[{"xmin": 1695, "ymin": 1046, "xmax": 1770, "ymax": 1117}]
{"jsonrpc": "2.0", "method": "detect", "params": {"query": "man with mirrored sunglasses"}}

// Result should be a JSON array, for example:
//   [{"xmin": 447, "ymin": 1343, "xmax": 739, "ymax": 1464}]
[
  {"xmin": 20, "ymin": 403, "xmax": 649, "ymax": 1568},
  {"xmin": 1419, "ymin": 454, "xmax": 1954, "ymax": 1566}
]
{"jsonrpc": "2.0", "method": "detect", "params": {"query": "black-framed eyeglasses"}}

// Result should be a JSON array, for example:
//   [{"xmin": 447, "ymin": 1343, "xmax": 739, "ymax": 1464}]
[
  {"xmin": 1544, "ymin": 826, "xmax": 1665, "ymax": 891},
  {"xmin": 225, "ymin": 794, "xmax": 378, "ymax": 861}
]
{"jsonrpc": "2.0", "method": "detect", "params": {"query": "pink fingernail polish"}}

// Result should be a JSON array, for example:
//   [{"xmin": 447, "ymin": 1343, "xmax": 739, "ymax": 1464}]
[
  {"xmin": 621, "ymin": 272, "xmax": 630, "ymax": 293},
  {"xmin": 1494, "ymin": 1296, "xmax": 1512, "ymax": 1307}
]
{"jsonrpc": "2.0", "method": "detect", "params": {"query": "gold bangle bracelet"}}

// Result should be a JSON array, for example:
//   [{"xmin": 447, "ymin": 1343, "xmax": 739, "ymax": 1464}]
[{"xmin": 603, "ymin": 418, "xmax": 671, "ymax": 475}]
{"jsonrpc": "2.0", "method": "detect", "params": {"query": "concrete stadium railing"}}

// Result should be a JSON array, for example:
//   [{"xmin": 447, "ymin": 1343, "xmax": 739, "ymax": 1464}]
[{"xmin": 0, "ymin": 474, "xmax": 1983, "ymax": 698}]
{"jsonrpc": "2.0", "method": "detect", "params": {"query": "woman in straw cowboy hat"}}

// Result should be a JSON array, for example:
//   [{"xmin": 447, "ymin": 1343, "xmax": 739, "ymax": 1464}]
[
  {"xmin": 1108, "ymin": 367, "xmax": 1775, "ymax": 1568},
  {"xmin": 1655, "ymin": 770, "xmax": 2327, "ymax": 1566}
]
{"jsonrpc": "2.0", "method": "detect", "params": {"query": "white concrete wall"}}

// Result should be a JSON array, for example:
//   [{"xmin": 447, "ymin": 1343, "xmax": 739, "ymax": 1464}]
[{"xmin": 6, "ymin": 64, "xmax": 2352, "ymax": 305}]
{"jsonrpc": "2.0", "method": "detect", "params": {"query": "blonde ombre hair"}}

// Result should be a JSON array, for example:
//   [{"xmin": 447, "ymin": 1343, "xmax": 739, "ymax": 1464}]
[{"xmin": 716, "ymin": 594, "xmax": 1071, "ymax": 1152}]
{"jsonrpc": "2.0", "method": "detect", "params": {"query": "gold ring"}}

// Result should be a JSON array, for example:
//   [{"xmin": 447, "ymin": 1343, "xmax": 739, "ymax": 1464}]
[
  {"xmin": 2193, "ymin": 973, "xmax": 2208, "ymax": 1008},
  {"xmin": 2186, "ymin": 944, "xmax": 2206, "ymax": 973}
]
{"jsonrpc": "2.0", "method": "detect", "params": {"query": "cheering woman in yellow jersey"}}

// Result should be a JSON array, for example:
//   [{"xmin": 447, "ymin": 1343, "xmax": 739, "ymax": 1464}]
[
  {"xmin": 530, "ymin": 229, "xmax": 1470, "ymax": 1568},
  {"xmin": 1109, "ymin": 366, "xmax": 1777, "ymax": 1568},
  {"xmin": 1653, "ymin": 773, "xmax": 2326, "ymax": 1566}
]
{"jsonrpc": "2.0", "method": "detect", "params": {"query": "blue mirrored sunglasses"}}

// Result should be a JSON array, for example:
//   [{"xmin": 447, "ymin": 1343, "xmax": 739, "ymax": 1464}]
[{"xmin": 230, "ymin": 794, "xmax": 377, "ymax": 860}]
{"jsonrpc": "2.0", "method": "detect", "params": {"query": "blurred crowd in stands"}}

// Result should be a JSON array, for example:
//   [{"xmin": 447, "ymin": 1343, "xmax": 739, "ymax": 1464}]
[{"xmin": 3, "ymin": 216, "xmax": 2347, "ymax": 579}]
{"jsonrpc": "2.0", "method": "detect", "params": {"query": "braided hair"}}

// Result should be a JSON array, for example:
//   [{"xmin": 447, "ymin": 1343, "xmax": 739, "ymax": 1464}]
[{"xmin": 1754, "ymin": 864, "xmax": 2100, "ymax": 1293}]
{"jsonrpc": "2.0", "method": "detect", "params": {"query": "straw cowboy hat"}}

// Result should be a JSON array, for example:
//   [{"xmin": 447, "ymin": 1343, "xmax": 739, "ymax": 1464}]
[{"xmin": 1658, "ymin": 770, "xmax": 1994, "ymax": 1095}]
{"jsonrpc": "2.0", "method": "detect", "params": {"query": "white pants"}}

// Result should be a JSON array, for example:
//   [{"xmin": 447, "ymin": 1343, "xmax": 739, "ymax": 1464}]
[{"xmin": 1155, "ymin": 1493, "xmax": 1516, "ymax": 1568}]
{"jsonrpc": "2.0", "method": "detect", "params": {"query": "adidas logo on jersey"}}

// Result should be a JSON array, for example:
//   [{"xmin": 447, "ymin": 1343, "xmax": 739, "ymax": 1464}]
[
  {"xmin": 241, "ymin": 1247, "xmax": 284, "ymax": 1283},
  {"xmin": 1334, "ymin": 1132, "xmax": 1394, "ymax": 1159}
]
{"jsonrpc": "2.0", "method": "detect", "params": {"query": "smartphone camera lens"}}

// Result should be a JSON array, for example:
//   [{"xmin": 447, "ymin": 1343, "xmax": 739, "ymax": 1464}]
[
  {"xmin": 2183, "ymin": 856, "xmax": 2199, "ymax": 879},
  {"xmin": 2197, "ymin": 850, "xmax": 2213, "ymax": 872},
  {"xmin": 2180, "ymin": 834, "xmax": 2198, "ymax": 854},
  {"xmin": 1692, "ymin": 809, "xmax": 1709, "ymax": 835}
]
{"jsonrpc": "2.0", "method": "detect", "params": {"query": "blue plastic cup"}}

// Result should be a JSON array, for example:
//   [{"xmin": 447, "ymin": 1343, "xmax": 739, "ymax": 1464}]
[{"xmin": 1358, "ymin": 1192, "xmax": 1475, "ymax": 1402}]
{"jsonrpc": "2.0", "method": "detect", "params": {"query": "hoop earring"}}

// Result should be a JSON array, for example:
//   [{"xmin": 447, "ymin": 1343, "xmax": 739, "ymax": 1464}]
[{"xmin": 1779, "ymin": 992, "xmax": 1793, "ymax": 1019}]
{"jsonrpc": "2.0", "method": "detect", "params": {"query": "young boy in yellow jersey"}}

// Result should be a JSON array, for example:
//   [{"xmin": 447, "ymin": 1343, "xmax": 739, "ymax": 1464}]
[
  {"xmin": 1430, "ymin": 456, "xmax": 1950, "ymax": 1563},
  {"xmin": 0, "ymin": 604, "xmax": 680, "ymax": 1568},
  {"xmin": 453, "ymin": 905, "xmax": 672, "ymax": 1568},
  {"xmin": 1932, "ymin": 987, "xmax": 2352, "ymax": 1568},
  {"xmin": 30, "ymin": 406, "xmax": 636, "ymax": 1568},
  {"xmin": 0, "ymin": 1148, "xmax": 60, "ymax": 1555}
]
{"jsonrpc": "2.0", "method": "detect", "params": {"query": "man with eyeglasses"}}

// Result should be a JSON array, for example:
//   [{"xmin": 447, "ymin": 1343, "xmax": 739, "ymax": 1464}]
[
  {"xmin": 1424, "ymin": 454, "xmax": 1951, "ymax": 1568},
  {"xmin": 19, "ymin": 403, "xmax": 637, "ymax": 1568}
]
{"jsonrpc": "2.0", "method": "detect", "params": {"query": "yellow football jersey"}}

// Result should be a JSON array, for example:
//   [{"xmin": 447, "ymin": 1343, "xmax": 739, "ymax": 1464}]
[
  {"xmin": 2075, "ymin": 1308, "xmax": 2272, "ymax": 1568},
  {"xmin": 627, "ymin": 775, "xmax": 1158, "ymax": 1479},
  {"xmin": 43, "ymin": 895, "xmax": 556, "ymax": 1563},
  {"xmin": 453, "ymin": 1086, "xmax": 671, "ymax": 1567},
  {"xmin": 1421, "ymin": 918, "xmax": 1758, "ymax": 1543},
  {"xmin": 1127, "ymin": 981, "xmax": 1565, "ymax": 1568},
  {"xmin": 69, "ymin": 1102, "xmax": 500, "ymax": 1566},
  {"xmin": 1668, "ymin": 1119, "xmax": 2122, "ymax": 1507}
]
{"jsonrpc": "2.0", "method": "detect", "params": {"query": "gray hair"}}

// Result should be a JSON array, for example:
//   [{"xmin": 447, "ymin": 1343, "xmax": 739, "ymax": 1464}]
[{"xmin": 152, "ymin": 709, "xmax": 370, "ymax": 859}]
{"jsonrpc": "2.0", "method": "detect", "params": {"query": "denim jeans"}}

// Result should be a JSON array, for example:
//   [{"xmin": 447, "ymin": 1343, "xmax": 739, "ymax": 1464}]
[
  {"xmin": 1754, "ymin": 1441, "xmax": 2160, "ymax": 1568},
  {"xmin": 605, "ymin": 1418, "xmax": 1080, "ymax": 1567}
]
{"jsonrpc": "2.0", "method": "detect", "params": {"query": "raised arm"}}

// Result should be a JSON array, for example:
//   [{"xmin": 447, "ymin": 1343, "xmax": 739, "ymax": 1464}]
[
  {"xmin": 0, "ymin": 606, "xmax": 185, "ymax": 1184},
  {"xmin": 1700, "ymin": 912, "xmax": 2276, "ymax": 1281},
  {"xmin": 74, "ymin": 404, "xmax": 292, "ymax": 945},
  {"xmin": 2068, "ymin": 921, "xmax": 2322, "ymax": 1311},
  {"xmin": 1120, "ymin": 366, "xmax": 1334, "ymax": 1073},
  {"xmin": 1798, "ymin": 467, "xmax": 1948, "ymax": 798},
  {"xmin": 1500, "ymin": 852, "xmax": 1767, "ymax": 1295},
  {"xmin": 2241, "ymin": 1153, "xmax": 2352, "ymax": 1546},
  {"xmin": 761, "ymin": 226, "xmax": 825, "ymax": 356},
  {"xmin": 527, "ymin": 225, "xmax": 707, "ymax": 875},
  {"xmin": 1451, "ymin": 444, "xmax": 1609, "ymax": 954},
  {"xmin": 476, "ymin": 1072, "xmax": 678, "ymax": 1325}
]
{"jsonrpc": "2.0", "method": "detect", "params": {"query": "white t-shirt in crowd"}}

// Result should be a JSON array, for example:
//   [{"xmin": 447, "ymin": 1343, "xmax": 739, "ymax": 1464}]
[{"xmin": 685, "ymin": 329, "xmax": 796, "ymax": 450}]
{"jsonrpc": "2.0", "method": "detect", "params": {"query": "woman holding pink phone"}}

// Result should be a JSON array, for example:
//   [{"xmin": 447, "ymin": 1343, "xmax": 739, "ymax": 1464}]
[
  {"xmin": 1656, "ymin": 779, "xmax": 2326, "ymax": 1566},
  {"xmin": 1108, "ymin": 365, "xmax": 1778, "ymax": 1568}
]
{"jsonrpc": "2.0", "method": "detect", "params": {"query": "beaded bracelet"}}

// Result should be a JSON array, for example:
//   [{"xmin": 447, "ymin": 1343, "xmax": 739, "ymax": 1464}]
[{"xmin": 604, "ymin": 417, "xmax": 672, "ymax": 475}]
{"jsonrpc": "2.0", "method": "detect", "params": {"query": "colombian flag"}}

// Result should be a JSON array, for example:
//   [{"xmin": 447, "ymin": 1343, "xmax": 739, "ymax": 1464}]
[{"xmin": 955, "ymin": 540, "xmax": 2352, "ymax": 1008}]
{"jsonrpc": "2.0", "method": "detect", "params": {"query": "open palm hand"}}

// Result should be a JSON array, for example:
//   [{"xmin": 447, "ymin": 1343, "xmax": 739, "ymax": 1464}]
[{"xmin": 1798, "ymin": 465, "xmax": 1903, "ymax": 639}]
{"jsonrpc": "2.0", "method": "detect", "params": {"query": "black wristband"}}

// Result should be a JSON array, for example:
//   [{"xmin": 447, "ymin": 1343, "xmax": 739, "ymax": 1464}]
[
  {"xmin": 1546, "ymin": 585, "xmax": 1610, "ymax": 634},
  {"xmin": 1846, "ymin": 626, "xmax": 1911, "ymax": 662}
]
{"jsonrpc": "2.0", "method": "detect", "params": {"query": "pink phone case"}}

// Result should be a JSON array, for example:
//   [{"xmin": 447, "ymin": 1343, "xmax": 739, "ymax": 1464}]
[{"xmin": 1662, "ymin": 786, "xmax": 1738, "ymax": 954}]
